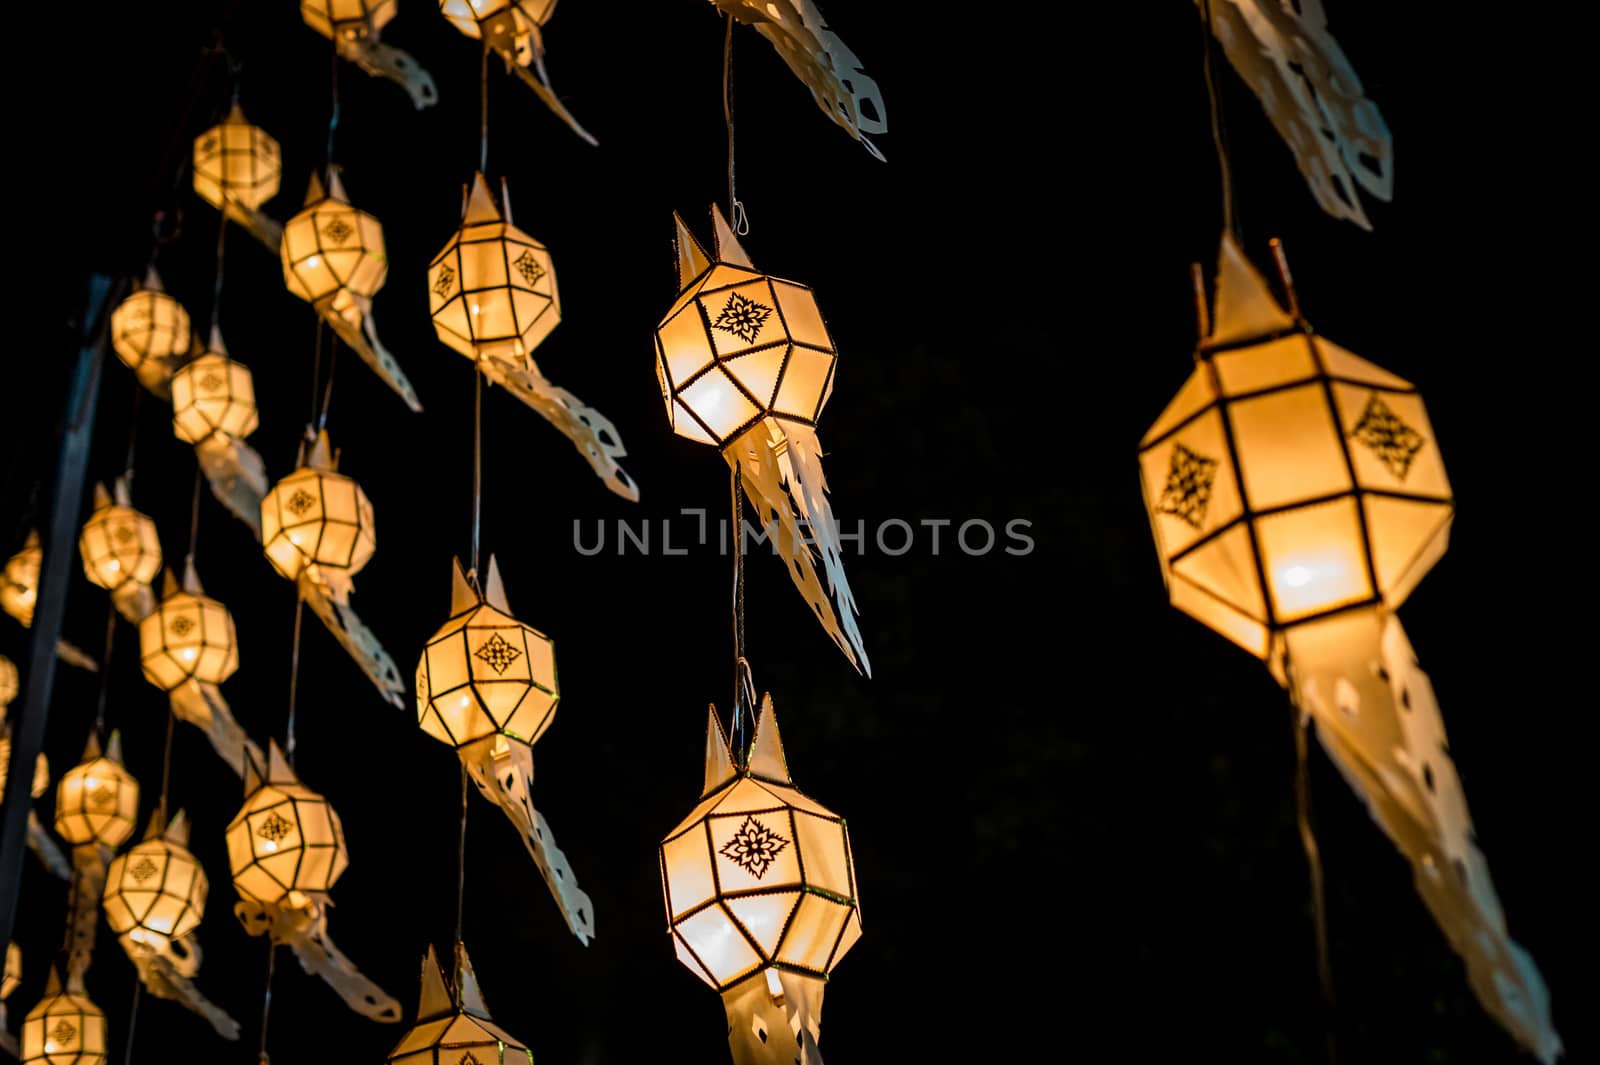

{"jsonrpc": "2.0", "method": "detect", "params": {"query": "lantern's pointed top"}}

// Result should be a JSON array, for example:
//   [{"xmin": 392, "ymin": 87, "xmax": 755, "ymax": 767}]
[
  {"xmin": 483, "ymin": 556, "xmax": 511, "ymax": 613},
  {"xmin": 141, "ymin": 265, "xmax": 165, "ymax": 293},
  {"xmin": 242, "ymin": 744, "xmax": 265, "ymax": 797},
  {"xmin": 44, "ymin": 966, "xmax": 62, "ymax": 997},
  {"xmin": 464, "ymin": 172, "xmax": 503, "ymax": 226},
  {"xmin": 449, "ymin": 558, "xmax": 478, "ymax": 615},
  {"xmin": 455, "ymin": 942, "xmax": 491, "ymax": 1020},
  {"xmin": 180, "ymin": 559, "xmax": 204, "ymax": 596},
  {"xmin": 106, "ymin": 729, "xmax": 125, "ymax": 764},
  {"xmin": 160, "ymin": 567, "xmax": 181, "ymax": 599},
  {"xmin": 303, "ymin": 170, "xmax": 327, "ymax": 206},
  {"xmin": 224, "ymin": 101, "xmax": 249, "ymax": 125},
  {"xmin": 112, "ymin": 477, "xmax": 133, "ymax": 507},
  {"xmin": 747, "ymin": 694, "xmax": 790, "ymax": 783},
  {"xmin": 163, "ymin": 808, "xmax": 191, "ymax": 845},
  {"xmin": 709, "ymin": 204, "xmax": 754, "ymax": 269},
  {"xmin": 22, "ymin": 530, "xmax": 39, "ymax": 551},
  {"xmin": 80, "ymin": 731, "xmax": 104, "ymax": 763},
  {"xmin": 265, "ymin": 739, "xmax": 296, "ymax": 785},
  {"xmin": 208, "ymin": 325, "xmax": 228, "ymax": 357},
  {"xmin": 673, "ymin": 212, "xmax": 711, "ymax": 289},
  {"xmin": 1209, "ymin": 233, "xmax": 1293, "ymax": 346},
  {"xmin": 305, "ymin": 429, "xmax": 337, "ymax": 472},
  {"xmin": 415, "ymin": 945, "xmax": 454, "ymax": 1021},
  {"xmin": 703, "ymin": 704, "xmax": 736, "ymax": 795},
  {"xmin": 92, "ymin": 483, "xmax": 113, "ymax": 510}
]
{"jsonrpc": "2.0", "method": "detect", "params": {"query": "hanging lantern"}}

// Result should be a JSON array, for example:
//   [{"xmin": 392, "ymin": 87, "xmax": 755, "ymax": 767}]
[
  {"xmin": 138, "ymin": 565, "xmax": 239, "ymax": 692},
  {"xmin": 656, "ymin": 207, "xmax": 868, "ymax": 672},
  {"xmin": 20, "ymin": 969, "xmax": 105, "ymax": 1065},
  {"xmin": 54, "ymin": 732, "xmax": 139, "ymax": 849},
  {"xmin": 303, "ymin": 0, "xmax": 396, "ymax": 39},
  {"xmin": 78, "ymin": 480, "xmax": 162, "ymax": 624},
  {"xmin": 225, "ymin": 742, "xmax": 399, "ymax": 1021},
  {"xmin": 1138, "ymin": 235, "xmax": 1559, "ymax": 1061},
  {"xmin": 661, "ymin": 695, "xmax": 860, "ymax": 1064},
  {"xmin": 301, "ymin": 1, "xmax": 436, "ymax": 108},
  {"xmin": 1, "ymin": 531, "xmax": 41, "ymax": 628},
  {"xmin": 437, "ymin": 0, "xmax": 595, "ymax": 143},
  {"xmin": 170, "ymin": 332, "xmax": 259, "ymax": 446},
  {"xmin": 192, "ymin": 103, "xmax": 283, "ymax": 250},
  {"xmin": 1, "ymin": 700, "xmax": 67, "ymax": 882},
  {"xmin": 414, "ymin": 557, "xmax": 592, "ymax": 940},
  {"xmin": 387, "ymin": 943, "xmax": 532, "ymax": 1065},
  {"xmin": 102, "ymin": 811, "xmax": 207, "ymax": 943},
  {"xmin": 0, "ymin": 653, "xmax": 16, "ymax": 708},
  {"xmin": 281, "ymin": 171, "xmax": 420, "ymax": 411},
  {"xmin": 427, "ymin": 172, "xmax": 636, "ymax": 499},
  {"xmin": 261, "ymin": 430, "xmax": 376, "ymax": 588},
  {"xmin": 109, "ymin": 267, "xmax": 192, "ymax": 396}
]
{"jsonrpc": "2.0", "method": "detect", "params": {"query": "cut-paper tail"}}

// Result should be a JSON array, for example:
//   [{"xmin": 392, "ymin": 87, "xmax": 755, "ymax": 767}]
[
  {"xmin": 481, "ymin": 355, "xmax": 638, "ymax": 501},
  {"xmin": 222, "ymin": 200, "xmax": 283, "ymax": 253},
  {"xmin": 116, "ymin": 933, "xmax": 241, "ymax": 1040},
  {"xmin": 1286, "ymin": 610, "xmax": 1560, "ymax": 1063},
  {"xmin": 170, "ymin": 679, "xmax": 263, "ymax": 777},
  {"xmin": 335, "ymin": 37, "xmax": 437, "ymax": 109},
  {"xmin": 66, "ymin": 844, "xmax": 110, "ymax": 983},
  {"xmin": 316, "ymin": 293, "xmax": 423, "ymax": 412},
  {"xmin": 298, "ymin": 571, "xmax": 407, "ymax": 708},
  {"xmin": 505, "ymin": 57, "xmax": 599, "ymax": 146},
  {"xmin": 233, "ymin": 894, "xmax": 400, "ymax": 1022},
  {"xmin": 195, "ymin": 433, "xmax": 268, "ymax": 539},
  {"xmin": 110, "ymin": 583, "xmax": 155, "ymax": 626},
  {"xmin": 726, "ymin": 417, "xmax": 868, "ymax": 675},
  {"xmin": 461, "ymin": 736, "xmax": 594, "ymax": 944},
  {"xmin": 26, "ymin": 811, "xmax": 69, "ymax": 879},
  {"xmin": 723, "ymin": 969, "xmax": 827, "ymax": 1065}
]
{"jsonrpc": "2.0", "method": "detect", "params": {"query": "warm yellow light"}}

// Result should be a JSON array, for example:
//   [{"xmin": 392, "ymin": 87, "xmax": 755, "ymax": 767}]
[
  {"xmin": 281, "ymin": 172, "xmax": 387, "ymax": 309},
  {"xmin": 226, "ymin": 744, "xmax": 349, "ymax": 905},
  {"xmin": 260, "ymin": 431, "xmax": 376, "ymax": 584},
  {"xmin": 102, "ymin": 816, "xmax": 208, "ymax": 944},
  {"xmin": 302, "ymin": 0, "xmax": 397, "ymax": 39},
  {"xmin": 193, "ymin": 104, "xmax": 281, "ymax": 212},
  {"xmin": 20, "ymin": 974, "xmax": 107, "ymax": 1064},
  {"xmin": 171, "ymin": 350, "xmax": 259, "ymax": 444},
  {"xmin": 55, "ymin": 735, "xmax": 139, "ymax": 849},
  {"xmin": 110, "ymin": 278, "xmax": 191, "ymax": 374},
  {"xmin": 138, "ymin": 571, "xmax": 240, "ymax": 691},
  {"xmin": 1, "ymin": 532, "xmax": 42, "ymax": 628},
  {"xmin": 78, "ymin": 486, "xmax": 162, "ymax": 593}
]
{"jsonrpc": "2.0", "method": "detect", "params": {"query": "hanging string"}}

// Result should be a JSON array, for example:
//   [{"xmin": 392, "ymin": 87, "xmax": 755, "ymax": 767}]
[
  {"xmin": 470, "ymin": 368, "xmax": 483, "ymax": 581},
  {"xmin": 1197, "ymin": 0, "xmax": 1239, "ymax": 241},
  {"xmin": 1292, "ymin": 701, "xmax": 1339, "ymax": 1065},
  {"xmin": 309, "ymin": 318, "xmax": 324, "ymax": 427},
  {"xmin": 256, "ymin": 942, "xmax": 277, "ymax": 1065},
  {"xmin": 326, "ymin": 36, "xmax": 342, "ymax": 169},
  {"xmin": 186, "ymin": 463, "xmax": 203, "ymax": 567},
  {"xmin": 453, "ymin": 762, "xmax": 469, "ymax": 994},
  {"xmin": 90, "ymin": 603, "xmax": 118, "ymax": 738},
  {"xmin": 123, "ymin": 385, "xmax": 143, "ymax": 478},
  {"xmin": 209, "ymin": 203, "xmax": 229, "ymax": 340},
  {"xmin": 285, "ymin": 598, "xmax": 305, "ymax": 767},
  {"xmin": 722, "ymin": 14, "xmax": 748, "ymax": 235},
  {"xmin": 318, "ymin": 333, "xmax": 340, "ymax": 431},
  {"xmin": 120, "ymin": 980, "xmax": 143, "ymax": 1065},
  {"xmin": 480, "ymin": 38, "xmax": 491, "ymax": 174},
  {"xmin": 728, "ymin": 467, "xmax": 750, "ymax": 755}
]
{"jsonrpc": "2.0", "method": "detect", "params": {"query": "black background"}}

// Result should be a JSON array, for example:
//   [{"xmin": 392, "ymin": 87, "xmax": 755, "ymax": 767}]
[{"xmin": 4, "ymin": 1, "xmax": 1589, "ymax": 1062}]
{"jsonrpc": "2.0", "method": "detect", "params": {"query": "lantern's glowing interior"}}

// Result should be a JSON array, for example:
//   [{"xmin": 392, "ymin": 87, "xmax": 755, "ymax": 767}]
[
  {"xmin": 226, "ymin": 771, "xmax": 349, "ymax": 905},
  {"xmin": 261, "ymin": 463, "xmax": 376, "ymax": 583},
  {"xmin": 387, "ymin": 944, "xmax": 533, "ymax": 1065},
  {"xmin": 281, "ymin": 172, "xmax": 387, "ymax": 307},
  {"xmin": 439, "ymin": 0, "xmax": 556, "ymax": 41},
  {"xmin": 21, "ymin": 985, "xmax": 106, "ymax": 1064},
  {"xmin": 171, "ymin": 352, "xmax": 259, "ymax": 444},
  {"xmin": 192, "ymin": 104, "xmax": 281, "ymax": 211},
  {"xmin": 2, "ymin": 942, "xmax": 18, "ymax": 1002},
  {"xmin": 1, "ymin": 534, "xmax": 41, "ymax": 627},
  {"xmin": 103, "ymin": 837, "xmax": 207, "ymax": 942},
  {"xmin": 302, "ymin": 0, "xmax": 396, "ymax": 39},
  {"xmin": 138, "ymin": 587, "xmax": 239, "ymax": 690},
  {"xmin": 78, "ymin": 497, "xmax": 161, "ymax": 593},
  {"xmin": 55, "ymin": 749, "xmax": 139, "ymax": 848},
  {"xmin": 110, "ymin": 288, "xmax": 190, "ymax": 372}
]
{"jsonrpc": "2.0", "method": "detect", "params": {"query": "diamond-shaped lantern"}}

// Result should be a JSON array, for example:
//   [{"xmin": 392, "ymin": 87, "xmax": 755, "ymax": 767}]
[
  {"xmin": 193, "ymin": 103, "xmax": 281, "ymax": 212},
  {"xmin": 2, "ymin": 531, "xmax": 41, "ymax": 628},
  {"xmin": 282, "ymin": 171, "xmax": 387, "ymax": 312},
  {"xmin": 428, "ymin": 173, "xmax": 559, "ymax": 363},
  {"xmin": 416, "ymin": 557, "xmax": 558, "ymax": 750},
  {"xmin": 102, "ymin": 810, "xmax": 207, "ymax": 944},
  {"xmin": 226, "ymin": 742, "xmax": 348, "ymax": 905},
  {"xmin": 386, "ymin": 943, "xmax": 533, "ymax": 1065},
  {"xmin": 109, "ymin": 268, "xmax": 191, "ymax": 382},
  {"xmin": 261, "ymin": 430, "xmax": 376, "ymax": 584},
  {"xmin": 54, "ymin": 732, "xmax": 139, "ymax": 849},
  {"xmin": 303, "ymin": 0, "xmax": 396, "ymax": 39},
  {"xmin": 1138, "ymin": 237, "xmax": 1453, "ymax": 662},
  {"xmin": 170, "ymin": 331, "xmax": 258, "ymax": 445},
  {"xmin": 20, "ymin": 969, "xmax": 106, "ymax": 1065},
  {"xmin": 138, "ymin": 566, "xmax": 239, "ymax": 691},
  {"xmin": 78, "ymin": 482, "xmax": 161, "ymax": 594}
]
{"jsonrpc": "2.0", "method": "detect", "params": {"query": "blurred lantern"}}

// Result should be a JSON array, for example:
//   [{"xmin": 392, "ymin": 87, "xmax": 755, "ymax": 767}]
[
  {"xmin": 226, "ymin": 742, "xmax": 399, "ymax": 1021},
  {"xmin": 192, "ymin": 103, "xmax": 283, "ymax": 250},
  {"xmin": 20, "ymin": 969, "xmax": 105, "ymax": 1065},
  {"xmin": 170, "ymin": 331, "xmax": 259, "ymax": 446},
  {"xmin": 78, "ymin": 481, "xmax": 162, "ymax": 623},
  {"xmin": 138, "ymin": 566, "xmax": 239, "ymax": 693},
  {"xmin": 261, "ymin": 430, "xmax": 376, "ymax": 589},
  {"xmin": 0, "ymin": 653, "xmax": 16, "ymax": 708},
  {"xmin": 387, "ymin": 943, "xmax": 532, "ymax": 1065},
  {"xmin": 661, "ymin": 695, "xmax": 860, "ymax": 1064},
  {"xmin": 656, "ymin": 207, "xmax": 867, "ymax": 673},
  {"xmin": 281, "ymin": 171, "xmax": 420, "ymax": 411},
  {"xmin": 437, "ymin": 0, "xmax": 595, "ymax": 143},
  {"xmin": 54, "ymin": 732, "xmax": 139, "ymax": 849},
  {"xmin": 1, "ymin": 532, "xmax": 41, "ymax": 628},
  {"xmin": 301, "ymin": 0, "xmax": 437, "ymax": 108},
  {"xmin": 1, "ymin": 697, "xmax": 67, "ymax": 883},
  {"xmin": 1138, "ymin": 235, "xmax": 1559, "ymax": 1062},
  {"xmin": 103, "ymin": 811, "xmax": 207, "ymax": 943},
  {"xmin": 2, "ymin": 940, "xmax": 17, "ymax": 1003},
  {"xmin": 427, "ymin": 173, "xmax": 636, "ymax": 499},
  {"xmin": 108, "ymin": 268, "xmax": 192, "ymax": 397},
  {"xmin": 415, "ymin": 557, "xmax": 592, "ymax": 940}
]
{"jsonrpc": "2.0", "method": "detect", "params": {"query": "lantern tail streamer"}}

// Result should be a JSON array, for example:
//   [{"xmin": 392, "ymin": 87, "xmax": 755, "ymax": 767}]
[
  {"xmin": 65, "ymin": 844, "xmax": 110, "ymax": 982},
  {"xmin": 169, "ymin": 679, "xmax": 264, "ymax": 778},
  {"xmin": 714, "ymin": 0, "xmax": 886, "ymax": 160},
  {"xmin": 116, "ymin": 933, "xmax": 242, "ymax": 1040},
  {"xmin": 222, "ymin": 201, "xmax": 284, "ymax": 254},
  {"xmin": 336, "ymin": 37, "xmax": 437, "ymax": 109},
  {"xmin": 110, "ymin": 584, "xmax": 155, "ymax": 626},
  {"xmin": 297, "ymin": 573, "xmax": 407, "ymax": 709},
  {"xmin": 26, "ymin": 812, "xmax": 70, "ymax": 879},
  {"xmin": 315, "ymin": 296, "xmax": 424, "ymax": 412},
  {"xmin": 481, "ymin": 355, "xmax": 638, "ymax": 501},
  {"xmin": 1203, "ymin": 0, "xmax": 1391, "ymax": 229},
  {"xmin": 233, "ymin": 896, "xmax": 401, "ymax": 1022},
  {"xmin": 56, "ymin": 640, "xmax": 100, "ymax": 671},
  {"xmin": 1286, "ymin": 610, "xmax": 1561, "ymax": 1063},
  {"xmin": 462, "ymin": 737, "xmax": 595, "ymax": 944},
  {"xmin": 727, "ymin": 418, "xmax": 868, "ymax": 675},
  {"xmin": 505, "ymin": 58, "xmax": 599, "ymax": 147},
  {"xmin": 724, "ymin": 969, "xmax": 826, "ymax": 1065},
  {"xmin": 194, "ymin": 433, "xmax": 268, "ymax": 540}
]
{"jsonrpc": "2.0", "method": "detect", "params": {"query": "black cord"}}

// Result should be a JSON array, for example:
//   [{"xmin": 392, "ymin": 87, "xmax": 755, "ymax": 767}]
[
  {"xmin": 470, "ymin": 369, "xmax": 482, "ymax": 580},
  {"xmin": 480, "ymin": 38, "xmax": 491, "ymax": 175},
  {"xmin": 722, "ymin": 14, "xmax": 747, "ymax": 234},
  {"xmin": 1198, "ymin": 0, "xmax": 1239, "ymax": 241},
  {"xmin": 185, "ymin": 463, "xmax": 203, "ymax": 567},
  {"xmin": 454, "ymin": 761, "xmax": 469, "ymax": 993},
  {"xmin": 1291, "ymin": 698, "xmax": 1340, "ymax": 1065},
  {"xmin": 729, "ymin": 467, "xmax": 748, "ymax": 754},
  {"xmin": 317, "ymin": 333, "xmax": 340, "ymax": 431}
]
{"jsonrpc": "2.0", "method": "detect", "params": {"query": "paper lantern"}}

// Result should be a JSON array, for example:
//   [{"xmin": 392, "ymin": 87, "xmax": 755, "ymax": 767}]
[
  {"xmin": 193, "ymin": 104, "xmax": 280, "ymax": 213},
  {"xmin": 170, "ymin": 330, "xmax": 258, "ymax": 445},
  {"xmin": 302, "ymin": 0, "xmax": 396, "ymax": 39},
  {"xmin": 138, "ymin": 566, "xmax": 239, "ymax": 692},
  {"xmin": 0, "ymin": 654, "xmax": 16, "ymax": 708},
  {"xmin": 281, "ymin": 171, "xmax": 387, "ymax": 314},
  {"xmin": 387, "ymin": 943, "xmax": 533, "ymax": 1065},
  {"xmin": 20, "ymin": 970, "xmax": 106, "ymax": 1065},
  {"xmin": 226, "ymin": 743, "xmax": 347, "ymax": 905},
  {"xmin": 102, "ymin": 811, "xmax": 207, "ymax": 944},
  {"xmin": 77, "ymin": 483, "xmax": 161, "ymax": 594},
  {"xmin": 261, "ymin": 430, "xmax": 376, "ymax": 586},
  {"xmin": 2, "ymin": 942, "xmax": 18, "ymax": 1002},
  {"xmin": 109, "ymin": 269, "xmax": 191, "ymax": 377},
  {"xmin": 1, "ymin": 531, "xmax": 41, "ymax": 627},
  {"xmin": 428, "ymin": 172, "xmax": 559, "ymax": 363},
  {"xmin": 416, "ymin": 557, "xmax": 557, "ymax": 750},
  {"xmin": 439, "ymin": 0, "xmax": 553, "ymax": 49},
  {"xmin": 54, "ymin": 732, "xmax": 139, "ymax": 849},
  {"xmin": 660, "ymin": 696, "xmax": 859, "ymax": 1061}
]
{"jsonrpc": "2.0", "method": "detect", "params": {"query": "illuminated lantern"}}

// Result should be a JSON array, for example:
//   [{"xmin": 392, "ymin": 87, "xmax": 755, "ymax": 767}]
[
  {"xmin": 301, "ymin": 1, "xmax": 436, "ymax": 109},
  {"xmin": 102, "ymin": 811, "xmax": 207, "ymax": 943},
  {"xmin": 170, "ymin": 332, "xmax": 258, "ymax": 445},
  {"xmin": 109, "ymin": 268, "xmax": 192, "ymax": 396},
  {"xmin": 1138, "ymin": 235, "xmax": 1559, "ymax": 1061},
  {"xmin": 656, "ymin": 207, "xmax": 867, "ymax": 672},
  {"xmin": 20, "ymin": 970, "xmax": 105, "ymax": 1065},
  {"xmin": 192, "ymin": 103, "xmax": 282, "ymax": 250},
  {"xmin": 386, "ymin": 943, "xmax": 533, "ymax": 1065},
  {"xmin": 1, "ymin": 697, "xmax": 64, "ymax": 882},
  {"xmin": 303, "ymin": 0, "xmax": 396, "ymax": 39},
  {"xmin": 415, "ymin": 557, "xmax": 592, "ymax": 940},
  {"xmin": 78, "ymin": 481, "xmax": 162, "ymax": 623},
  {"xmin": 1, "ymin": 532, "xmax": 41, "ymax": 627},
  {"xmin": 437, "ymin": 0, "xmax": 594, "ymax": 143},
  {"xmin": 54, "ymin": 732, "xmax": 138, "ymax": 849},
  {"xmin": 138, "ymin": 566, "xmax": 239, "ymax": 692},
  {"xmin": 660, "ymin": 696, "xmax": 860, "ymax": 1063},
  {"xmin": 261, "ymin": 430, "xmax": 376, "ymax": 589}
]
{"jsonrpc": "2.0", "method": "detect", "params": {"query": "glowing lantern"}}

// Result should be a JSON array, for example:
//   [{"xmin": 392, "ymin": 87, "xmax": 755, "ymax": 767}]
[
  {"xmin": 170, "ymin": 333, "xmax": 258, "ymax": 445},
  {"xmin": 109, "ymin": 268, "xmax": 192, "ymax": 394},
  {"xmin": 386, "ymin": 943, "xmax": 533, "ymax": 1065},
  {"xmin": 655, "ymin": 207, "xmax": 868, "ymax": 673},
  {"xmin": 261, "ymin": 430, "xmax": 376, "ymax": 587},
  {"xmin": 77, "ymin": 482, "xmax": 162, "ymax": 623},
  {"xmin": 102, "ymin": 811, "xmax": 206, "ymax": 943},
  {"xmin": 192, "ymin": 103, "xmax": 282, "ymax": 252},
  {"xmin": 1138, "ymin": 235, "xmax": 1559, "ymax": 1061},
  {"xmin": 138, "ymin": 566, "xmax": 239, "ymax": 692},
  {"xmin": 301, "ymin": 1, "xmax": 436, "ymax": 109},
  {"xmin": 303, "ymin": 0, "xmax": 396, "ymax": 39},
  {"xmin": 660, "ymin": 696, "xmax": 860, "ymax": 1062},
  {"xmin": 54, "ymin": 732, "xmax": 138, "ymax": 849},
  {"xmin": 437, "ymin": 0, "xmax": 594, "ymax": 143},
  {"xmin": 226, "ymin": 742, "xmax": 347, "ymax": 906},
  {"xmin": 20, "ymin": 969, "xmax": 105, "ymax": 1065},
  {"xmin": 2, "ymin": 532, "xmax": 41, "ymax": 627}
]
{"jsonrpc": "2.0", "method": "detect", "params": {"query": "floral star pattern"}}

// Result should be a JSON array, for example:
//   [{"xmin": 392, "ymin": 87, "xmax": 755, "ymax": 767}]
[
  {"xmin": 90, "ymin": 785, "xmax": 116, "ymax": 809},
  {"xmin": 113, "ymin": 524, "xmax": 135, "ymax": 544},
  {"xmin": 198, "ymin": 371, "xmax": 225, "ymax": 393},
  {"xmin": 257, "ymin": 811, "xmax": 294, "ymax": 844},
  {"xmin": 474, "ymin": 632, "xmax": 521, "ymax": 675},
  {"xmin": 285, "ymin": 489, "xmax": 317, "ymax": 517},
  {"xmin": 130, "ymin": 856, "xmax": 160, "ymax": 883},
  {"xmin": 512, "ymin": 249, "xmax": 546, "ymax": 286},
  {"xmin": 321, "ymin": 217, "xmax": 354, "ymax": 245},
  {"xmin": 433, "ymin": 263, "xmax": 456, "ymax": 299},
  {"xmin": 50, "ymin": 1020, "xmax": 77, "ymax": 1047},
  {"xmin": 169, "ymin": 615, "xmax": 195, "ymax": 637},
  {"xmin": 711, "ymin": 292, "xmax": 773, "ymax": 345},
  {"xmin": 1157, "ymin": 443, "xmax": 1220, "ymax": 529},
  {"xmin": 719, "ymin": 815, "xmax": 789, "ymax": 879},
  {"xmin": 1349, "ymin": 393, "xmax": 1425, "ymax": 480}
]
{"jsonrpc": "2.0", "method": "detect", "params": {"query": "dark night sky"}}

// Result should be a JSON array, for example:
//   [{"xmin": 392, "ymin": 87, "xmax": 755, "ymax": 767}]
[{"xmin": 6, "ymin": 2, "xmax": 1590, "ymax": 1062}]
